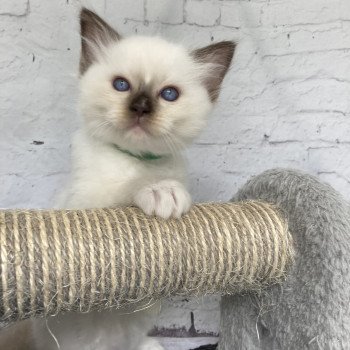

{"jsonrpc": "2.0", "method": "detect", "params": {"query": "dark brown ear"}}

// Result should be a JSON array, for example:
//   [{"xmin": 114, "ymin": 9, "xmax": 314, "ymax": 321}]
[
  {"xmin": 192, "ymin": 41, "xmax": 236, "ymax": 101},
  {"xmin": 80, "ymin": 8, "xmax": 120, "ymax": 75}
]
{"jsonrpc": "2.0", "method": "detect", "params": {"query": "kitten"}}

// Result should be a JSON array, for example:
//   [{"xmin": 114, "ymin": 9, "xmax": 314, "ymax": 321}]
[{"xmin": 30, "ymin": 8, "xmax": 235, "ymax": 350}]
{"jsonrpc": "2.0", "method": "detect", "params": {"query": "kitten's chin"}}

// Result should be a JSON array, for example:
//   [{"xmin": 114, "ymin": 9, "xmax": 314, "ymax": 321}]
[
  {"xmin": 87, "ymin": 125, "xmax": 170, "ymax": 155},
  {"xmin": 125, "ymin": 124, "xmax": 150, "ymax": 140}
]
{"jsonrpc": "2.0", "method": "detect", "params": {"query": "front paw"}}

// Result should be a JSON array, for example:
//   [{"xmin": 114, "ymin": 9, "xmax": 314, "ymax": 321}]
[{"xmin": 133, "ymin": 180, "xmax": 191, "ymax": 219}]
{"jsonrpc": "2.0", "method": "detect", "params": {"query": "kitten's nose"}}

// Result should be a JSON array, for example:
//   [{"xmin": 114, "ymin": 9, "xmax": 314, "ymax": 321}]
[{"xmin": 129, "ymin": 95, "xmax": 152, "ymax": 117}]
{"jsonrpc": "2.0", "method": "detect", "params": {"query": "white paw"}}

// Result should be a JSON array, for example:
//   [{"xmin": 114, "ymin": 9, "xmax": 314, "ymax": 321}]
[
  {"xmin": 138, "ymin": 338, "xmax": 164, "ymax": 350},
  {"xmin": 134, "ymin": 180, "xmax": 192, "ymax": 219}
]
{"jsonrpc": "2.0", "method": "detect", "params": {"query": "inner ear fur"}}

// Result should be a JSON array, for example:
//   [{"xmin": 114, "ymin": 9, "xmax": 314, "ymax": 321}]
[
  {"xmin": 80, "ymin": 8, "xmax": 121, "ymax": 75},
  {"xmin": 192, "ymin": 41, "xmax": 236, "ymax": 101}
]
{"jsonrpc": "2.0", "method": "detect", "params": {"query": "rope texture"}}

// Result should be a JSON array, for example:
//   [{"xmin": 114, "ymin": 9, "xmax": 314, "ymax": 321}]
[{"xmin": 0, "ymin": 202, "xmax": 293, "ymax": 324}]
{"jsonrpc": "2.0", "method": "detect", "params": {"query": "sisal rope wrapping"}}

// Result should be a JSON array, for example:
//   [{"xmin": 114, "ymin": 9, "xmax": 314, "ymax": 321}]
[{"xmin": 0, "ymin": 202, "xmax": 293, "ymax": 324}]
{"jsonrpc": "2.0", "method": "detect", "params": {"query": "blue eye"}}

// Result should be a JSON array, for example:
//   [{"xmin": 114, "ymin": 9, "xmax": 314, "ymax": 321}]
[
  {"xmin": 160, "ymin": 87, "xmax": 179, "ymax": 102},
  {"xmin": 113, "ymin": 78, "xmax": 130, "ymax": 92}
]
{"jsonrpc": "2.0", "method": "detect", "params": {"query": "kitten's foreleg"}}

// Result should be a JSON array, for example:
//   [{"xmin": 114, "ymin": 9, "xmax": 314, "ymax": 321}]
[{"xmin": 133, "ymin": 180, "xmax": 192, "ymax": 219}]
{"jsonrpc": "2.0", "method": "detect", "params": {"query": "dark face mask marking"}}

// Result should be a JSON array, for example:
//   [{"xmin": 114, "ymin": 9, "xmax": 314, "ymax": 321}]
[{"xmin": 129, "ymin": 93, "xmax": 153, "ymax": 118}]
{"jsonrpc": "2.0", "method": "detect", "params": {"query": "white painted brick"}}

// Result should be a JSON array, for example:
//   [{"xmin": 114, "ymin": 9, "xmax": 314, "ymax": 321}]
[
  {"xmin": 196, "ymin": 114, "xmax": 278, "ymax": 147},
  {"xmin": 269, "ymin": 114, "xmax": 350, "ymax": 144},
  {"xmin": 121, "ymin": 19, "xmax": 160, "ymax": 36},
  {"xmin": 156, "ymin": 296, "xmax": 220, "ymax": 333},
  {"xmin": 220, "ymin": 1, "xmax": 263, "ymax": 28},
  {"xmin": 258, "ymin": 22, "xmax": 350, "ymax": 56},
  {"xmin": 0, "ymin": 173, "xmax": 66, "ymax": 209},
  {"xmin": 261, "ymin": 0, "xmax": 342, "ymax": 27},
  {"xmin": 207, "ymin": 24, "xmax": 240, "ymax": 42},
  {"xmin": 185, "ymin": 0, "xmax": 220, "ymax": 26},
  {"xmin": 105, "ymin": 0, "xmax": 144, "ymax": 21},
  {"xmin": 286, "ymin": 79, "xmax": 350, "ymax": 115},
  {"xmin": 221, "ymin": 144, "xmax": 310, "ymax": 175},
  {"xmin": 227, "ymin": 82, "xmax": 289, "ymax": 117},
  {"xmin": 261, "ymin": 50, "xmax": 350, "ymax": 82},
  {"xmin": 188, "ymin": 143, "xmax": 312, "ymax": 202},
  {"xmin": 0, "ymin": 147, "xmax": 70, "ymax": 177},
  {"xmin": 308, "ymin": 146, "xmax": 350, "ymax": 177},
  {"xmin": 288, "ymin": 23, "xmax": 350, "ymax": 53},
  {"xmin": 0, "ymin": 0, "xmax": 28, "ymax": 16},
  {"xmin": 340, "ymin": 0, "xmax": 350, "ymax": 20},
  {"xmin": 220, "ymin": 2, "xmax": 242, "ymax": 28},
  {"xmin": 122, "ymin": 21, "xmax": 212, "ymax": 46},
  {"xmin": 146, "ymin": 0, "xmax": 184, "ymax": 24}
]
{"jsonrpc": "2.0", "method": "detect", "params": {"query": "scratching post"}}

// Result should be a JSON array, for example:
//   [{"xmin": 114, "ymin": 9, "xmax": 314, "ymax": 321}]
[{"xmin": 0, "ymin": 202, "xmax": 293, "ymax": 325}]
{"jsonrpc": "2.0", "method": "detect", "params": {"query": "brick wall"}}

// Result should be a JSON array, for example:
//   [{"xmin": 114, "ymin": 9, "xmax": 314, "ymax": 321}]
[{"xmin": 1, "ymin": 0, "xmax": 349, "ymax": 348}]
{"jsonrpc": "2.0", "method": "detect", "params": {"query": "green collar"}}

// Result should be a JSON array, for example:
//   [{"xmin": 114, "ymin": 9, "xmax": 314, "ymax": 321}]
[{"xmin": 112, "ymin": 144, "xmax": 164, "ymax": 161}]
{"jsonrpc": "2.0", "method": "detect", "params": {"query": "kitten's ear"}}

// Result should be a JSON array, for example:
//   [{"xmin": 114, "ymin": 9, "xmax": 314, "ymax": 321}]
[
  {"xmin": 80, "ymin": 8, "xmax": 120, "ymax": 75},
  {"xmin": 192, "ymin": 41, "xmax": 236, "ymax": 101}
]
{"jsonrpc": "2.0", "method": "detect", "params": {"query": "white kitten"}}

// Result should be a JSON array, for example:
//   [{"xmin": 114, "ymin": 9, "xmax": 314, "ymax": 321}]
[{"xmin": 30, "ymin": 8, "xmax": 235, "ymax": 350}]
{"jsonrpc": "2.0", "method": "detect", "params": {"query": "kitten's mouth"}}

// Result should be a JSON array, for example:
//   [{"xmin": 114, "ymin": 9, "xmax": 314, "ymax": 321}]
[{"xmin": 126, "ymin": 117, "xmax": 151, "ymax": 136}]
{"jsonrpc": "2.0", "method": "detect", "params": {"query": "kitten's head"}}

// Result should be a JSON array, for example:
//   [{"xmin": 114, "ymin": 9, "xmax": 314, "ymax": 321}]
[{"xmin": 79, "ymin": 8, "xmax": 235, "ymax": 155}]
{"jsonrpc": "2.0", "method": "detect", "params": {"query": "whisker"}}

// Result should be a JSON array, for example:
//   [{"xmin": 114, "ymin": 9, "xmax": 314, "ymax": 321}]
[
  {"xmin": 90, "ymin": 120, "xmax": 113, "ymax": 137},
  {"xmin": 162, "ymin": 133, "xmax": 184, "ymax": 158}
]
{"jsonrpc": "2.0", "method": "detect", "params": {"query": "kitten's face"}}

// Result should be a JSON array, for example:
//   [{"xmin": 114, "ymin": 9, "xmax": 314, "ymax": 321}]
[{"xmin": 79, "ymin": 9, "xmax": 235, "ymax": 155}]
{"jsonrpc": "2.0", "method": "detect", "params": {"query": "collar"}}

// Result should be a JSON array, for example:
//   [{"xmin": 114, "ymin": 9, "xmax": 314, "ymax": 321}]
[{"xmin": 112, "ymin": 144, "xmax": 164, "ymax": 161}]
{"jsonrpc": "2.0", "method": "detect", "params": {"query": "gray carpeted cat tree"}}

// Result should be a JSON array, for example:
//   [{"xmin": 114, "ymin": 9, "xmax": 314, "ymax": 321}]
[
  {"xmin": 218, "ymin": 169, "xmax": 350, "ymax": 349},
  {"xmin": 0, "ymin": 168, "xmax": 349, "ymax": 349}
]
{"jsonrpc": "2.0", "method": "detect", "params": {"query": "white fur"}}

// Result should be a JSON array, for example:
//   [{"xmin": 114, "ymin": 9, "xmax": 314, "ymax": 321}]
[
  {"xmin": 80, "ymin": 36, "xmax": 212, "ymax": 156},
  {"xmin": 134, "ymin": 180, "xmax": 192, "ymax": 219},
  {"xmin": 31, "ymin": 35, "xmax": 215, "ymax": 350},
  {"xmin": 56, "ymin": 130, "xmax": 189, "ymax": 215},
  {"xmin": 56, "ymin": 36, "xmax": 214, "ymax": 218}
]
